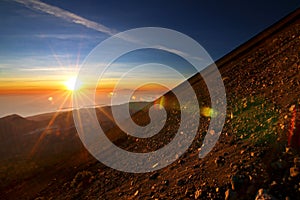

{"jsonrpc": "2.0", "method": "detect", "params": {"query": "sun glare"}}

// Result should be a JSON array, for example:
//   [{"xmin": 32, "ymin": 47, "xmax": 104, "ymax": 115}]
[{"xmin": 64, "ymin": 77, "xmax": 82, "ymax": 92}]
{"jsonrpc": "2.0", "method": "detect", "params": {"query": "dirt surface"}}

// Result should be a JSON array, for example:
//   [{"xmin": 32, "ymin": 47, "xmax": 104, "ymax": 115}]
[{"xmin": 1, "ymin": 8, "xmax": 300, "ymax": 200}]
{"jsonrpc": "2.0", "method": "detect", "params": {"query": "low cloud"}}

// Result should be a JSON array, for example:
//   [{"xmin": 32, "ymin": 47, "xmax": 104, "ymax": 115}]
[{"xmin": 18, "ymin": 67, "xmax": 75, "ymax": 72}]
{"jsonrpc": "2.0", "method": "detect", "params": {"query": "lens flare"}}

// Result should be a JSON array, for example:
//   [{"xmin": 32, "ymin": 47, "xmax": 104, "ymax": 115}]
[{"xmin": 201, "ymin": 107, "xmax": 218, "ymax": 118}]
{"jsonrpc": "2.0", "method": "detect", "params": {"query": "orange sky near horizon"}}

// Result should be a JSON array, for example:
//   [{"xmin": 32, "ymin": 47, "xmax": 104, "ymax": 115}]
[
  {"xmin": 0, "ymin": 75, "xmax": 173, "ymax": 95},
  {"xmin": 0, "ymin": 76, "xmax": 172, "ymax": 117}
]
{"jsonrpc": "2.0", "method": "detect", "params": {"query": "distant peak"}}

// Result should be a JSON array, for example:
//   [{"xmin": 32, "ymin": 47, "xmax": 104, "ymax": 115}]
[{"xmin": 1, "ymin": 114, "xmax": 26, "ymax": 121}]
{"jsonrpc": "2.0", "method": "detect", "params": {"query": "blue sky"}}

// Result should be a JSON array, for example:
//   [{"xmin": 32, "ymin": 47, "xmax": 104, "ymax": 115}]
[
  {"xmin": 1, "ymin": 1, "xmax": 299, "ymax": 64},
  {"xmin": 1, "ymin": 0, "xmax": 299, "ymax": 81}
]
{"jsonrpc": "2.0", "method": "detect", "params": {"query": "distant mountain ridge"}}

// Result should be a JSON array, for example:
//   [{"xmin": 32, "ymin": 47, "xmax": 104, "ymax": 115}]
[{"xmin": 0, "ymin": 114, "xmax": 35, "ymax": 140}]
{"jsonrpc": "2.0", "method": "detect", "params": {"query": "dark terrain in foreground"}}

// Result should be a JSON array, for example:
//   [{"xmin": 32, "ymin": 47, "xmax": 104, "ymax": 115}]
[{"xmin": 1, "ymin": 8, "xmax": 300, "ymax": 200}]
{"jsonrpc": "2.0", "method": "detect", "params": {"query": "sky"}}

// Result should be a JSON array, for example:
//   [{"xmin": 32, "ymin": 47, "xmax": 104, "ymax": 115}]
[{"xmin": 0, "ymin": 0, "xmax": 299, "ymax": 117}]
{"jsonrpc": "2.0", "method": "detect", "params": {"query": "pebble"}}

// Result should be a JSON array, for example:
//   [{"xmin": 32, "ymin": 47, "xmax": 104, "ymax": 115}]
[
  {"xmin": 225, "ymin": 189, "xmax": 237, "ymax": 200},
  {"xmin": 294, "ymin": 157, "xmax": 300, "ymax": 167},
  {"xmin": 289, "ymin": 105, "xmax": 295, "ymax": 111},
  {"xmin": 215, "ymin": 156, "xmax": 225, "ymax": 167},
  {"xmin": 290, "ymin": 167, "xmax": 299, "ymax": 177},
  {"xmin": 255, "ymin": 188, "xmax": 274, "ymax": 200},
  {"xmin": 194, "ymin": 189, "xmax": 202, "ymax": 199},
  {"xmin": 162, "ymin": 180, "xmax": 169, "ymax": 186}
]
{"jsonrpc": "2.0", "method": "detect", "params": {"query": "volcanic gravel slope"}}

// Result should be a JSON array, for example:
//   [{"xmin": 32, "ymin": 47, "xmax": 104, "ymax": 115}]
[{"xmin": 4, "ymin": 8, "xmax": 300, "ymax": 200}]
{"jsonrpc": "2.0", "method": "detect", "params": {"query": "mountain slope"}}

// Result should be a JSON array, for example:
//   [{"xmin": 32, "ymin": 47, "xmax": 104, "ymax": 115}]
[{"xmin": 34, "ymin": 8, "xmax": 300, "ymax": 200}]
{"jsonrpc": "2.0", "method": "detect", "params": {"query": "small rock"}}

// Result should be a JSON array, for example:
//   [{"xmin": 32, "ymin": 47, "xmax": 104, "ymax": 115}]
[
  {"xmin": 162, "ymin": 180, "xmax": 169, "ymax": 186},
  {"xmin": 255, "ymin": 188, "xmax": 274, "ymax": 200},
  {"xmin": 249, "ymin": 175, "xmax": 253, "ymax": 181},
  {"xmin": 270, "ymin": 181, "xmax": 277, "ymax": 187},
  {"xmin": 285, "ymin": 147, "xmax": 292, "ymax": 153},
  {"xmin": 290, "ymin": 167, "xmax": 300, "ymax": 177},
  {"xmin": 151, "ymin": 184, "xmax": 156, "ymax": 190},
  {"xmin": 225, "ymin": 189, "xmax": 237, "ymax": 200},
  {"xmin": 232, "ymin": 165, "xmax": 238, "ymax": 172},
  {"xmin": 178, "ymin": 159, "xmax": 185, "ymax": 165},
  {"xmin": 194, "ymin": 189, "xmax": 202, "ymax": 199},
  {"xmin": 294, "ymin": 157, "xmax": 300, "ymax": 167},
  {"xmin": 289, "ymin": 105, "xmax": 295, "ymax": 112},
  {"xmin": 193, "ymin": 164, "xmax": 200, "ymax": 169},
  {"xmin": 149, "ymin": 191, "xmax": 155, "ymax": 197},
  {"xmin": 184, "ymin": 186, "xmax": 195, "ymax": 197},
  {"xmin": 215, "ymin": 156, "xmax": 225, "ymax": 167},
  {"xmin": 231, "ymin": 176, "xmax": 238, "ymax": 190}
]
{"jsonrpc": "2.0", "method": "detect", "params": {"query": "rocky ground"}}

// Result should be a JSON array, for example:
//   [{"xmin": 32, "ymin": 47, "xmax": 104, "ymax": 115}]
[{"xmin": 1, "ymin": 8, "xmax": 300, "ymax": 200}]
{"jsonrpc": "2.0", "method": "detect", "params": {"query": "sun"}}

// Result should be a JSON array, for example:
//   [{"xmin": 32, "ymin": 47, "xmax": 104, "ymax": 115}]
[{"xmin": 64, "ymin": 76, "xmax": 82, "ymax": 92}]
